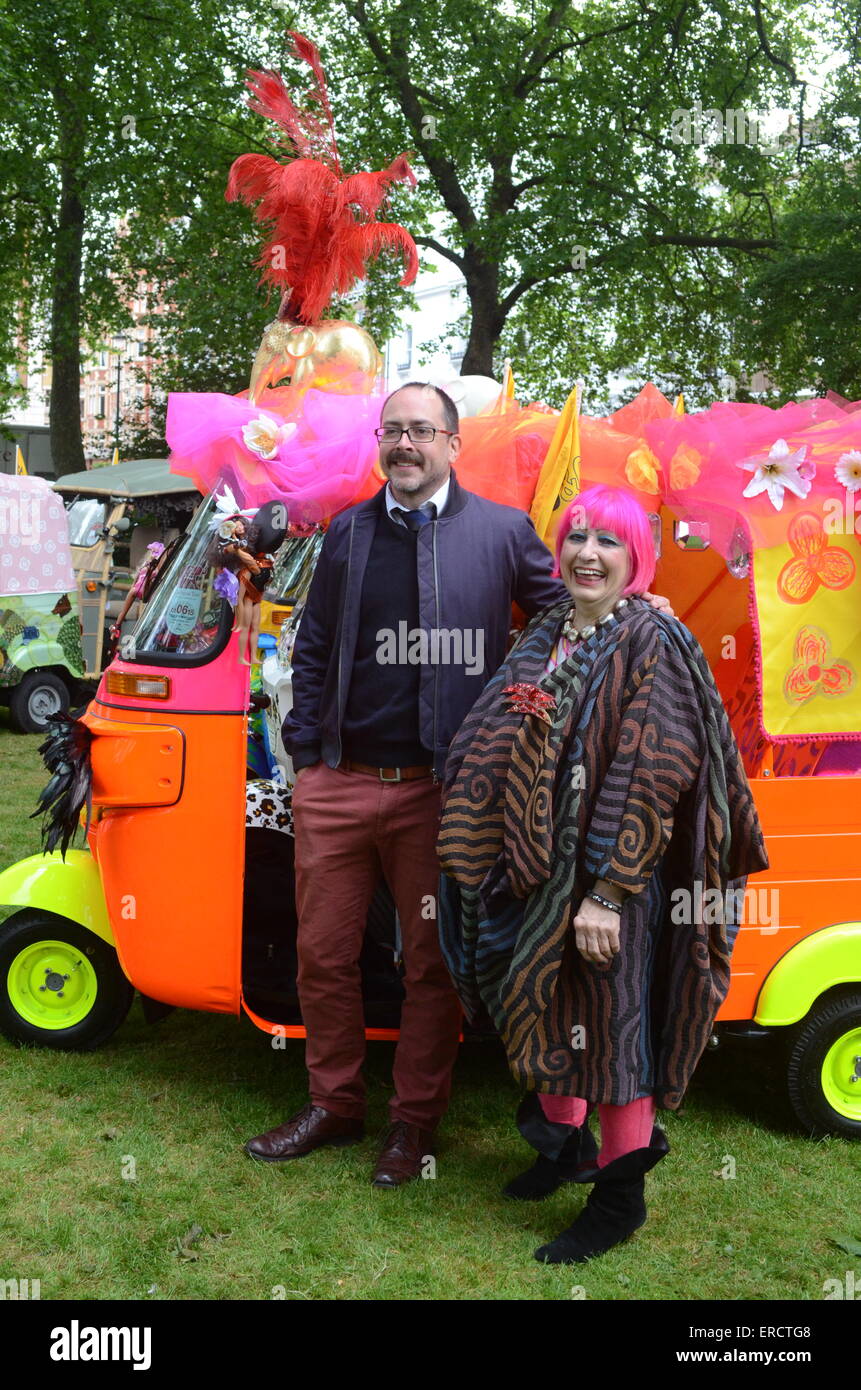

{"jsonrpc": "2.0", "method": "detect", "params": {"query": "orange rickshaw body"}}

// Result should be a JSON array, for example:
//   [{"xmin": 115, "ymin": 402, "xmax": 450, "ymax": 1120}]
[{"xmin": 82, "ymin": 640, "xmax": 247, "ymax": 1016}]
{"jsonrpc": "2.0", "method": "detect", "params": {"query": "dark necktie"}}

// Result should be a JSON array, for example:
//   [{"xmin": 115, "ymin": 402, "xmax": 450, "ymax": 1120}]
[{"xmin": 397, "ymin": 507, "xmax": 431, "ymax": 532}]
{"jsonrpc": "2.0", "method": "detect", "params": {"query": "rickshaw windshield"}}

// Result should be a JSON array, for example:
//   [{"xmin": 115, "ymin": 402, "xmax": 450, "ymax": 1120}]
[
  {"xmin": 130, "ymin": 493, "xmax": 229, "ymax": 665},
  {"xmin": 67, "ymin": 498, "xmax": 106, "ymax": 547},
  {"xmin": 266, "ymin": 529, "xmax": 325, "ymax": 604}
]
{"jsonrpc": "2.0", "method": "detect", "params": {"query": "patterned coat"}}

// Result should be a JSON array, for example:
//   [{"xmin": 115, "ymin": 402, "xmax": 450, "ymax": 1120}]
[{"xmin": 437, "ymin": 598, "xmax": 768, "ymax": 1110}]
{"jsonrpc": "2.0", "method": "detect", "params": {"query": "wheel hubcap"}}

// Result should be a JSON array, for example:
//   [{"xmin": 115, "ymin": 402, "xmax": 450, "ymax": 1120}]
[
  {"xmin": 7, "ymin": 940, "xmax": 98, "ymax": 1029},
  {"xmin": 30, "ymin": 687, "xmax": 62, "ymax": 722},
  {"xmin": 821, "ymin": 1027, "xmax": 861, "ymax": 1121}
]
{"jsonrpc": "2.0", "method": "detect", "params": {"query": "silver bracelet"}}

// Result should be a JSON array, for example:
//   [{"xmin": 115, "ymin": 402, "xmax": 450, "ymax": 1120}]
[{"xmin": 587, "ymin": 892, "xmax": 622, "ymax": 915}]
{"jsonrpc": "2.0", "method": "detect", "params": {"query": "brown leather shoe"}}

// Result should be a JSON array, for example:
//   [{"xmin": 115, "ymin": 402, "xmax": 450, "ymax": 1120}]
[
  {"xmin": 245, "ymin": 1103, "xmax": 364, "ymax": 1162},
  {"xmin": 372, "ymin": 1121, "xmax": 436, "ymax": 1187}
]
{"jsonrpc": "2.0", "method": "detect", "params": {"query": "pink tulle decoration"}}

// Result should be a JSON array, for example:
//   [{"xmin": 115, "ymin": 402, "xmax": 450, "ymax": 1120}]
[
  {"xmin": 166, "ymin": 385, "xmax": 384, "ymax": 523},
  {"xmin": 645, "ymin": 398, "xmax": 858, "ymax": 559}
]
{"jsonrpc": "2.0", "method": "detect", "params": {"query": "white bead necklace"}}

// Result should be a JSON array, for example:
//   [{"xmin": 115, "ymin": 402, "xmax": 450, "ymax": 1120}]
[{"xmin": 562, "ymin": 595, "xmax": 631, "ymax": 645}]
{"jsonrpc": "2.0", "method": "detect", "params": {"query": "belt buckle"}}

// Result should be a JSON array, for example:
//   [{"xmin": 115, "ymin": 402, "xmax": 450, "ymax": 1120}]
[{"xmin": 379, "ymin": 766, "xmax": 402, "ymax": 782}]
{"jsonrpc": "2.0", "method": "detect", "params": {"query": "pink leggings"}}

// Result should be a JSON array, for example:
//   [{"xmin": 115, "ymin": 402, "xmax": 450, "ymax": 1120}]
[{"xmin": 539, "ymin": 1094, "xmax": 656, "ymax": 1167}]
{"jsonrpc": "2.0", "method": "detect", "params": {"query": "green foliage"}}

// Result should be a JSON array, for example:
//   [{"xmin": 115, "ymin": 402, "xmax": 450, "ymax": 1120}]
[
  {"xmin": 291, "ymin": 0, "xmax": 823, "ymax": 399},
  {"xmin": 738, "ymin": 9, "xmax": 861, "ymax": 401},
  {"xmin": 2, "ymin": 0, "xmax": 860, "ymax": 451}
]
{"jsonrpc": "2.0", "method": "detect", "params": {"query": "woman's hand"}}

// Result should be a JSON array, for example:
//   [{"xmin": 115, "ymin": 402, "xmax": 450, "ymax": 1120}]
[{"xmin": 573, "ymin": 896, "xmax": 620, "ymax": 965}]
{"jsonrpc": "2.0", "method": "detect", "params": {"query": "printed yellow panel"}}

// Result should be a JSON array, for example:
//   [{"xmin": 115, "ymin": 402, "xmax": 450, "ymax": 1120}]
[{"xmin": 752, "ymin": 515, "xmax": 861, "ymax": 738}]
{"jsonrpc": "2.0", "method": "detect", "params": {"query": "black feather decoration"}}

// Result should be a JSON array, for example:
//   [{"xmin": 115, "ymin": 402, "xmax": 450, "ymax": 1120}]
[{"xmin": 31, "ymin": 712, "xmax": 94, "ymax": 859}]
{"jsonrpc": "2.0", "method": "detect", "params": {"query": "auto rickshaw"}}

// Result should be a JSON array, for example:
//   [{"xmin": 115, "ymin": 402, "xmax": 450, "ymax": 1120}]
[
  {"xmin": 54, "ymin": 458, "xmax": 199, "ymax": 680},
  {"xmin": 0, "ymin": 488, "xmax": 409, "ymax": 1049},
  {"xmin": 0, "ymin": 414, "xmax": 859, "ymax": 1140},
  {"xmin": 0, "ymin": 473, "xmax": 86, "ymax": 732}
]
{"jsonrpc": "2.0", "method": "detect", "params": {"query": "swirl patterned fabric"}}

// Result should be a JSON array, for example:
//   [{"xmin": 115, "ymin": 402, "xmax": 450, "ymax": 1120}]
[{"xmin": 437, "ymin": 599, "xmax": 768, "ymax": 1110}]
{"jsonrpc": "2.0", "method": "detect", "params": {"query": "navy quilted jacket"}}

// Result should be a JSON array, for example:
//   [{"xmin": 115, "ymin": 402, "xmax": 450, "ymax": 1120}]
[{"xmin": 282, "ymin": 470, "xmax": 567, "ymax": 778}]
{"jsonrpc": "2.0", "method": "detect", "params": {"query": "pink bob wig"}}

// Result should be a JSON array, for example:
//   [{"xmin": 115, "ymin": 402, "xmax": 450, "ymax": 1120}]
[{"xmin": 552, "ymin": 485, "xmax": 657, "ymax": 595}]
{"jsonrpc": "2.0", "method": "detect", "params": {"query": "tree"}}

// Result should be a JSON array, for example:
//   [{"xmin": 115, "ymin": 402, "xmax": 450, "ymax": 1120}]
[
  {"xmin": 294, "ymin": 0, "xmax": 822, "ymax": 403},
  {"xmin": 0, "ymin": 0, "xmax": 429, "ymax": 469},
  {"xmin": 0, "ymin": 0, "xmax": 285, "ymax": 474},
  {"xmin": 3, "ymin": 0, "xmax": 855, "ymax": 460},
  {"xmin": 737, "ymin": 2, "xmax": 861, "ymax": 400}
]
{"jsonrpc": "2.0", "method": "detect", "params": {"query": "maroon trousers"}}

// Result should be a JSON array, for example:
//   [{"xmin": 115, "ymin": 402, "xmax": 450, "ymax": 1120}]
[{"xmin": 292, "ymin": 763, "xmax": 463, "ymax": 1128}]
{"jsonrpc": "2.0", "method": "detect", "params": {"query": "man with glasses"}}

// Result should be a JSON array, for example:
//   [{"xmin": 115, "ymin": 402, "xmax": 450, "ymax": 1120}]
[{"xmin": 244, "ymin": 382, "xmax": 599, "ymax": 1183}]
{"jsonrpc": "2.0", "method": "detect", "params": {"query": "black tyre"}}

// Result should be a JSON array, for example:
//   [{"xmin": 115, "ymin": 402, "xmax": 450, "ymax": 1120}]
[
  {"xmin": 0, "ymin": 910, "xmax": 134, "ymax": 1050},
  {"xmin": 8, "ymin": 671, "xmax": 70, "ymax": 734},
  {"xmin": 787, "ymin": 991, "xmax": 861, "ymax": 1138}
]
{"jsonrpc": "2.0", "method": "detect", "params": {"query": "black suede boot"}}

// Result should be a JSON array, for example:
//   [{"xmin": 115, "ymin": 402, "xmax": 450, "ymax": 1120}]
[
  {"xmin": 504, "ymin": 1124, "xmax": 599, "ymax": 1199},
  {"xmin": 534, "ymin": 1125, "xmax": 670, "ymax": 1264},
  {"xmin": 503, "ymin": 1092, "xmax": 600, "ymax": 1200}
]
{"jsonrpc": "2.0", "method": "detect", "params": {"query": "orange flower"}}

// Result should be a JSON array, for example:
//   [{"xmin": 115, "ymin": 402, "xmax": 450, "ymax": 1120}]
[
  {"xmin": 624, "ymin": 447, "xmax": 660, "ymax": 494},
  {"xmin": 668, "ymin": 444, "xmax": 702, "ymax": 490},
  {"xmin": 783, "ymin": 626, "xmax": 855, "ymax": 705},
  {"xmin": 776, "ymin": 512, "xmax": 855, "ymax": 604}
]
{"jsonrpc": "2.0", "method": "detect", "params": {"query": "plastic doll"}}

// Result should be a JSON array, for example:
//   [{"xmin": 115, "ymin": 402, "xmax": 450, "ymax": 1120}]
[
  {"xmin": 108, "ymin": 541, "xmax": 165, "ymax": 659},
  {"xmin": 215, "ymin": 505, "xmax": 287, "ymax": 665}
]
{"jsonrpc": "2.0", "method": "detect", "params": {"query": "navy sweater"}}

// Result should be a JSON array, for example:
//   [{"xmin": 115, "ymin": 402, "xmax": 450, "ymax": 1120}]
[{"xmin": 340, "ymin": 509, "xmax": 428, "ymax": 766}]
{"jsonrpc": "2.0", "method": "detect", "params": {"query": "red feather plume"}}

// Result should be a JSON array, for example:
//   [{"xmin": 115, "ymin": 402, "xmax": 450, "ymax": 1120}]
[{"xmin": 226, "ymin": 31, "xmax": 418, "ymax": 325}]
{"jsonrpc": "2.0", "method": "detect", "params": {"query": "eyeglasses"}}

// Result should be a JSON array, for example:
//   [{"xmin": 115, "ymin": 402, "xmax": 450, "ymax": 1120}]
[{"xmin": 374, "ymin": 425, "xmax": 456, "ymax": 444}]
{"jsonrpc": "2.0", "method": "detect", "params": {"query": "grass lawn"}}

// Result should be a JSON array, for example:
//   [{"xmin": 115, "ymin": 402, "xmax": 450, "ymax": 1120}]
[{"xmin": 1, "ymin": 717, "xmax": 859, "ymax": 1302}]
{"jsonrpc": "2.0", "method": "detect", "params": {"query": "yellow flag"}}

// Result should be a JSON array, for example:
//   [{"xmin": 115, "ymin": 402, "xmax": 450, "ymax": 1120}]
[
  {"xmin": 111, "ymin": 446, "xmax": 120, "ymax": 466},
  {"xmin": 503, "ymin": 358, "xmax": 515, "ymax": 401},
  {"xmin": 673, "ymin": 393, "xmax": 685, "ymax": 416},
  {"xmin": 15, "ymin": 446, "xmax": 27, "ymax": 475},
  {"xmin": 493, "ymin": 358, "xmax": 516, "ymax": 413},
  {"xmin": 529, "ymin": 381, "xmax": 581, "ymax": 550}
]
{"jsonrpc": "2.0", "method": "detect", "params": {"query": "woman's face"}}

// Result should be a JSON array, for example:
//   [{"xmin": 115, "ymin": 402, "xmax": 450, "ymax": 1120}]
[{"xmin": 559, "ymin": 521, "xmax": 631, "ymax": 611}]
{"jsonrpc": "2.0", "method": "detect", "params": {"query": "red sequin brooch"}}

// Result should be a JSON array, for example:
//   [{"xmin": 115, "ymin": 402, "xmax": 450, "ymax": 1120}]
[{"xmin": 502, "ymin": 683, "xmax": 556, "ymax": 721}]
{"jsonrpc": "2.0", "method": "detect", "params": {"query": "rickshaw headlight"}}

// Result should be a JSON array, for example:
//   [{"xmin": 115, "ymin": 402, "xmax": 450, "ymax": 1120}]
[{"xmin": 105, "ymin": 672, "xmax": 172, "ymax": 700}]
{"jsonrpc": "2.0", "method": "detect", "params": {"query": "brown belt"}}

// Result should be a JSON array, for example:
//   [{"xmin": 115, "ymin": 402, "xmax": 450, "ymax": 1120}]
[{"xmin": 338, "ymin": 759, "xmax": 433, "ymax": 782}]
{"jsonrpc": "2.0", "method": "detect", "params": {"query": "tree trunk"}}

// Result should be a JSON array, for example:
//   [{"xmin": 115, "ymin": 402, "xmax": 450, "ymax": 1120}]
[
  {"xmin": 460, "ymin": 250, "xmax": 503, "ymax": 377},
  {"xmin": 50, "ymin": 87, "xmax": 87, "ymax": 477}
]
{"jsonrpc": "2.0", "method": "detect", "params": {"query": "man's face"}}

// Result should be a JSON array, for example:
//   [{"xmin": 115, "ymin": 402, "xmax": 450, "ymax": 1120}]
[{"xmin": 377, "ymin": 385, "xmax": 461, "ymax": 507}]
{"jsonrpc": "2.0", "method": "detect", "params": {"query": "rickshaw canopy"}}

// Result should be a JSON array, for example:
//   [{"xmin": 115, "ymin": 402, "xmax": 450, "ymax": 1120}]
[
  {"xmin": 52, "ymin": 458, "xmax": 198, "ymax": 500},
  {"xmin": 0, "ymin": 473, "xmax": 76, "ymax": 599}
]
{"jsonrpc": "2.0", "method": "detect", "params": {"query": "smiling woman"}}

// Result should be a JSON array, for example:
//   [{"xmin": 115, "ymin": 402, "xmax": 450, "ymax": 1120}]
[
  {"xmin": 438, "ymin": 483, "xmax": 768, "ymax": 1267},
  {"xmin": 554, "ymin": 487, "xmax": 657, "ymax": 603}
]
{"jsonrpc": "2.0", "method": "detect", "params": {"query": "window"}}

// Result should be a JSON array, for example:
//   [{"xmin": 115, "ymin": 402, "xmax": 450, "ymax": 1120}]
[
  {"xmin": 396, "ymin": 326, "xmax": 412, "ymax": 371},
  {"xmin": 98, "ymin": 389, "xmax": 106, "ymax": 417},
  {"xmin": 67, "ymin": 498, "xmax": 106, "ymax": 547},
  {"xmin": 132, "ymin": 494, "xmax": 230, "ymax": 664}
]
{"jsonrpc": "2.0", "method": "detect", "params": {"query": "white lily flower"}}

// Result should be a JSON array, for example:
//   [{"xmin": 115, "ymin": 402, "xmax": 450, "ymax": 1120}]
[
  {"xmin": 242, "ymin": 415, "xmax": 296, "ymax": 460},
  {"xmin": 738, "ymin": 438, "xmax": 814, "ymax": 511}
]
